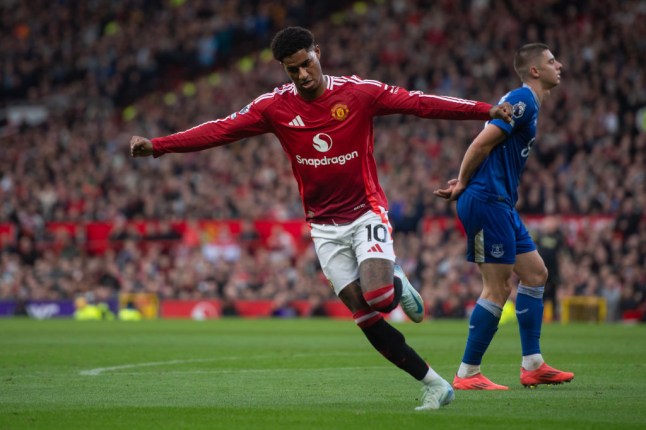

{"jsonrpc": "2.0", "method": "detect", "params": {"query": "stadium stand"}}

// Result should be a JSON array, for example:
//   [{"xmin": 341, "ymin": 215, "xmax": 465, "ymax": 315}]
[{"xmin": 0, "ymin": 0, "xmax": 644, "ymax": 322}]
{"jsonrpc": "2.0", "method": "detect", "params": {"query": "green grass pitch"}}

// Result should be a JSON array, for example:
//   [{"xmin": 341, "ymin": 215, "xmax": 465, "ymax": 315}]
[{"xmin": 1, "ymin": 318, "xmax": 644, "ymax": 430}]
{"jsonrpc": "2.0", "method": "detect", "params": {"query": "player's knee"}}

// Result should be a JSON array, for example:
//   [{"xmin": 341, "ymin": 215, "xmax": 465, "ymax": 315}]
[
  {"xmin": 499, "ymin": 282, "xmax": 513, "ymax": 302},
  {"xmin": 524, "ymin": 264, "xmax": 548, "ymax": 286},
  {"xmin": 505, "ymin": 279, "xmax": 514, "ymax": 294},
  {"xmin": 363, "ymin": 278, "xmax": 402, "ymax": 313},
  {"xmin": 483, "ymin": 282, "xmax": 512, "ymax": 306},
  {"xmin": 541, "ymin": 265, "xmax": 549, "ymax": 284},
  {"xmin": 363, "ymin": 284, "xmax": 397, "ymax": 312}
]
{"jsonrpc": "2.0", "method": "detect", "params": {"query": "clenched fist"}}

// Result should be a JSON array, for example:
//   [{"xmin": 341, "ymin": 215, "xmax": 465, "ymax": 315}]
[{"xmin": 130, "ymin": 136, "xmax": 153, "ymax": 157}]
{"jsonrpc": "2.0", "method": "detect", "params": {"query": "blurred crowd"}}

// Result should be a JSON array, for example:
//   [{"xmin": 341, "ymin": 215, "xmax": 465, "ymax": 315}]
[
  {"xmin": 0, "ymin": 0, "xmax": 346, "ymax": 107},
  {"xmin": 1, "ymin": 0, "xmax": 644, "ymax": 321}
]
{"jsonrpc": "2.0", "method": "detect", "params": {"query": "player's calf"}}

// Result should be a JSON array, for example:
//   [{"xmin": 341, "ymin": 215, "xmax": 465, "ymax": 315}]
[{"xmin": 353, "ymin": 311, "xmax": 428, "ymax": 380}]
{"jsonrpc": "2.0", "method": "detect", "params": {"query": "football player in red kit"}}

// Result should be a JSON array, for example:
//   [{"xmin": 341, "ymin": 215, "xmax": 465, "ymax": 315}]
[{"xmin": 130, "ymin": 26, "xmax": 512, "ymax": 410}]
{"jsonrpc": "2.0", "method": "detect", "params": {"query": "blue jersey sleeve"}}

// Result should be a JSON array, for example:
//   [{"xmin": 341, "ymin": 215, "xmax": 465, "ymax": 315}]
[{"xmin": 490, "ymin": 88, "xmax": 536, "ymax": 136}]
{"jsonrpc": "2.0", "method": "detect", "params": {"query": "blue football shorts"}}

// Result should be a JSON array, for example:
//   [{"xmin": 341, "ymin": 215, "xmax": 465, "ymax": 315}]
[{"xmin": 456, "ymin": 191, "xmax": 536, "ymax": 264}]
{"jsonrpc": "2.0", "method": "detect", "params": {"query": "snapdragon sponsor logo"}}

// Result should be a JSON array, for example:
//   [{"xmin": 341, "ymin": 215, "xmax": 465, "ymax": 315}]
[
  {"xmin": 296, "ymin": 151, "xmax": 359, "ymax": 168},
  {"xmin": 312, "ymin": 133, "xmax": 333, "ymax": 152},
  {"xmin": 295, "ymin": 132, "xmax": 358, "ymax": 167}
]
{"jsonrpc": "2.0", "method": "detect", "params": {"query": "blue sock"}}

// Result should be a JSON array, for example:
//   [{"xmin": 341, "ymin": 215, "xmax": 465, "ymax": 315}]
[
  {"xmin": 516, "ymin": 284, "xmax": 544, "ymax": 356},
  {"xmin": 462, "ymin": 298, "xmax": 502, "ymax": 365}
]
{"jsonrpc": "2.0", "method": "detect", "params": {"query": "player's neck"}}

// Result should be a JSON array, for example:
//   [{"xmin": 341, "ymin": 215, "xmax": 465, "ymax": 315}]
[
  {"xmin": 524, "ymin": 81, "xmax": 547, "ymax": 105},
  {"xmin": 298, "ymin": 75, "xmax": 327, "ymax": 101}
]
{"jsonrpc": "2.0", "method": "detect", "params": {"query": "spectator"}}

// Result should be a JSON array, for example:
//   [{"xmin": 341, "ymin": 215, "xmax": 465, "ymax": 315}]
[{"xmin": 534, "ymin": 215, "xmax": 568, "ymax": 320}]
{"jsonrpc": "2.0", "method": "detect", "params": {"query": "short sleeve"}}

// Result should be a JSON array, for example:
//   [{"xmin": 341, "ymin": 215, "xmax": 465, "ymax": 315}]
[{"xmin": 490, "ymin": 88, "xmax": 535, "ymax": 135}]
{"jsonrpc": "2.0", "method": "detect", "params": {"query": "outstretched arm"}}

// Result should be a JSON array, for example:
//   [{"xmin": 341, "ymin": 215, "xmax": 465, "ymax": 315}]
[
  {"xmin": 128, "ymin": 97, "xmax": 272, "ymax": 158},
  {"xmin": 433, "ymin": 123, "xmax": 507, "ymax": 201},
  {"xmin": 358, "ymin": 79, "xmax": 513, "ymax": 123}
]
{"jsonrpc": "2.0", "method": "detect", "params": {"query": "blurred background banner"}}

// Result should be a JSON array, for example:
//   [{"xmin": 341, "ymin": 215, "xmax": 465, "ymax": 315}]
[
  {"xmin": 119, "ymin": 293, "xmax": 159, "ymax": 319},
  {"xmin": 0, "ymin": 301, "xmax": 17, "ymax": 317},
  {"xmin": 25, "ymin": 300, "xmax": 75, "ymax": 319},
  {"xmin": 161, "ymin": 299, "xmax": 222, "ymax": 320}
]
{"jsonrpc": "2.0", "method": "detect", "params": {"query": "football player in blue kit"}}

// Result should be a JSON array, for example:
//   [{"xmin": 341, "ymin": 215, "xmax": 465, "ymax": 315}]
[{"xmin": 434, "ymin": 43, "xmax": 574, "ymax": 389}]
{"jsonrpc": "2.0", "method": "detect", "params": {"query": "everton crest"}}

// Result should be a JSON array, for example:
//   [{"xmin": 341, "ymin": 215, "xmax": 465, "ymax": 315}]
[{"xmin": 490, "ymin": 244, "xmax": 505, "ymax": 258}]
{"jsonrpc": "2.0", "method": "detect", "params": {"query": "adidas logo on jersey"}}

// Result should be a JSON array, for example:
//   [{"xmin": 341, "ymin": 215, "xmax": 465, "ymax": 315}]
[
  {"xmin": 289, "ymin": 115, "xmax": 305, "ymax": 127},
  {"xmin": 367, "ymin": 244, "xmax": 384, "ymax": 253}
]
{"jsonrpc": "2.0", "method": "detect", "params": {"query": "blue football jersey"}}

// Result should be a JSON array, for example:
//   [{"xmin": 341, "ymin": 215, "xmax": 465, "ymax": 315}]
[{"xmin": 465, "ymin": 84, "xmax": 539, "ymax": 206}]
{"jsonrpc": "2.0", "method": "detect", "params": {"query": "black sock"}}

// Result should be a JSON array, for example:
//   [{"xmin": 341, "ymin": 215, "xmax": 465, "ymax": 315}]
[{"xmin": 360, "ymin": 318, "xmax": 428, "ymax": 380}]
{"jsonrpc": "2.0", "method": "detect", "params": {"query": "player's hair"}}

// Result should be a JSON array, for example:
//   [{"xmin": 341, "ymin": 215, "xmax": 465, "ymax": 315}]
[
  {"xmin": 271, "ymin": 26, "xmax": 316, "ymax": 62},
  {"xmin": 513, "ymin": 43, "xmax": 550, "ymax": 81}
]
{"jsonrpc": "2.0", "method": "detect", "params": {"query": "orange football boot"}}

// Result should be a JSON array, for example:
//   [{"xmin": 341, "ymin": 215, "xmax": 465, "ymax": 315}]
[
  {"xmin": 520, "ymin": 363, "xmax": 574, "ymax": 387},
  {"xmin": 453, "ymin": 373, "xmax": 509, "ymax": 390}
]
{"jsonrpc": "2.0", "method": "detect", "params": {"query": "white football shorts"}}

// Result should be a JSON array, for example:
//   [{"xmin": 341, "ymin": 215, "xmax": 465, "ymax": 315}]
[{"xmin": 310, "ymin": 209, "xmax": 396, "ymax": 295}]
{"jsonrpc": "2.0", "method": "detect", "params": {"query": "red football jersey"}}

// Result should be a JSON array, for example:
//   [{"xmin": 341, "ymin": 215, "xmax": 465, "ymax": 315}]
[{"xmin": 152, "ymin": 75, "xmax": 492, "ymax": 224}]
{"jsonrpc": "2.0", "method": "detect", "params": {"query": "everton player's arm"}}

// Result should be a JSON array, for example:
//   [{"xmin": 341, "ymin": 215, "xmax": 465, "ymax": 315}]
[
  {"xmin": 433, "ymin": 124, "xmax": 507, "ymax": 201},
  {"xmin": 434, "ymin": 89, "xmax": 532, "ymax": 201},
  {"xmin": 151, "ymin": 100, "xmax": 272, "ymax": 157}
]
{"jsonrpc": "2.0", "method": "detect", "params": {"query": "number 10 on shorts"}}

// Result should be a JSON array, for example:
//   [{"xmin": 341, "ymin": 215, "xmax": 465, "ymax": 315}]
[{"xmin": 365, "ymin": 224, "xmax": 388, "ymax": 242}]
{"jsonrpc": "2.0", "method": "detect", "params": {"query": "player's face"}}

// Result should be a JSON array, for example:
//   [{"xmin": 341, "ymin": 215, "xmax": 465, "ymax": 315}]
[
  {"xmin": 282, "ymin": 47, "xmax": 325, "ymax": 100},
  {"xmin": 537, "ymin": 50, "xmax": 562, "ymax": 89}
]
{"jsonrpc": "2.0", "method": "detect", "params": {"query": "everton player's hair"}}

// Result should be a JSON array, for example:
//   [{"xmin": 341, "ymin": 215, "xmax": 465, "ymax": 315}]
[
  {"xmin": 271, "ymin": 26, "xmax": 316, "ymax": 62},
  {"xmin": 513, "ymin": 43, "xmax": 549, "ymax": 81}
]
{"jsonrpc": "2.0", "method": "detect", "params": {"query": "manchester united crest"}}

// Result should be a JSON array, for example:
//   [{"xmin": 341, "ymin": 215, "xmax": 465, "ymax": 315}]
[{"xmin": 331, "ymin": 103, "xmax": 349, "ymax": 121}]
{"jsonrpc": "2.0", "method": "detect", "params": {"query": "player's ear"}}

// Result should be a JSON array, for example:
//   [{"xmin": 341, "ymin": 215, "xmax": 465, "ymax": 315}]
[{"xmin": 314, "ymin": 45, "xmax": 321, "ymax": 59}]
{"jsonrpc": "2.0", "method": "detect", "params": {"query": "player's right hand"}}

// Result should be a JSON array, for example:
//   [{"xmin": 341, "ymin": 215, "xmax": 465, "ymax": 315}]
[
  {"xmin": 490, "ymin": 102, "xmax": 513, "ymax": 123},
  {"xmin": 433, "ymin": 178, "xmax": 465, "ymax": 201},
  {"xmin": 130, "ymin": 136, "xmax": 153, "ymax": 157}
]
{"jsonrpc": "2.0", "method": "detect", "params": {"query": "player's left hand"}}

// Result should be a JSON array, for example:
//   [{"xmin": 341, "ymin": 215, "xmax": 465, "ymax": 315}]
[{"xmin": 489, "ymin": 102, "xmax": 513, "ymax": 123}]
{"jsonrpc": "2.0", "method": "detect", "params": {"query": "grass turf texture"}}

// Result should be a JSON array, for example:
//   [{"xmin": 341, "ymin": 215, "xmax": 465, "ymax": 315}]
[{"xmin": 1, "ymin": 318, "xmax": 644, "ymax": 430}]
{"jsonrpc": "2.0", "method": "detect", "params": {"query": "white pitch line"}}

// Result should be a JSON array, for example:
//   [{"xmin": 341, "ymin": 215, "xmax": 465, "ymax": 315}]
[
  {"xmin": 96, "ymin": 366, "xmax": 386, "ymax": 376},
  {"xmin": 79, "ymin": 352, "xmax": 368, "ymax": 376},
  {"xmin": 79, "ymin": 359, "xmax": 216, "ymax": 376}
]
